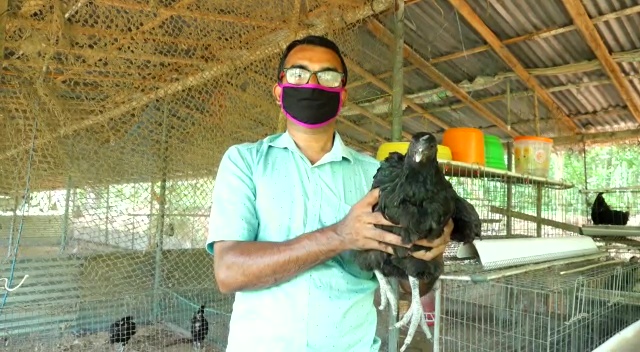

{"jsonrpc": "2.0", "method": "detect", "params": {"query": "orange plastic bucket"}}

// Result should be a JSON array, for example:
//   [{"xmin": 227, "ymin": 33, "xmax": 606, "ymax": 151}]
[{"xmin": 442, "ymin": 128, "xmax": 485, "ymax": 166}]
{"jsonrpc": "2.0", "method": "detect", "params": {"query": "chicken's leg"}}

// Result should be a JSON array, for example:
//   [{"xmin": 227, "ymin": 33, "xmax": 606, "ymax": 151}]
[
  {"xmin": 115, "ymin": 342, "xmax": 125, "ymax": 352},
  {"xmin": 374, "ymin": 270, "xmax": 398, "ymax": 318},
  {"xmin": 393, "ymin": 276, "xmax": 432, "ymax": 352}
]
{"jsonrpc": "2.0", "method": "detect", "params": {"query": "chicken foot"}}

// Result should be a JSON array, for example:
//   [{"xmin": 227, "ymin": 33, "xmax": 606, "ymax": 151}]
[
  {"xmin": 374, "ymin": 270, "xmax": 398, "ymax": 319},
  {"xmin": 193, "ymin": 341, "xmax": 203, "ymax": 351},
  {"xmin": 115, "ymin": 342, "xmax": 126, "ymax": 352},
  {"xmin": 393, "ymin": 276, "xmax": 432, "ymax": 352}
]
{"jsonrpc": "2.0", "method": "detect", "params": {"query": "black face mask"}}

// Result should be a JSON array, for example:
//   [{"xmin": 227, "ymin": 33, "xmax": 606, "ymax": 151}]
[{"xmin": 279, "ymin": 83, "xmax": 344, "ymax": 129}]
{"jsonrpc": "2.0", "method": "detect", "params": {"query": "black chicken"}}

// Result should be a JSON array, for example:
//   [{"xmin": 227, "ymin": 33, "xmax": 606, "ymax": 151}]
[
  {"xmin": 354, "ymin": 132, "xmax": 481, "ymax": 352},
  {"xmin": 109, "ymin": 316, "xmax": 136, "ymax": 352},
  {"xmin": 191, "ymin": 304, "xmax": 209, "ymax": 350},
  {"xmin": 591, "ymin": 192, "xmax": 630, "ymax": 225}
]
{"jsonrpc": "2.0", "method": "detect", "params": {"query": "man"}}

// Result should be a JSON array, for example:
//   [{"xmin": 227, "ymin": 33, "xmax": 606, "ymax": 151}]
[{"xmin": 206, "ymin": 35, "xmax": 452, "ymax": 352}]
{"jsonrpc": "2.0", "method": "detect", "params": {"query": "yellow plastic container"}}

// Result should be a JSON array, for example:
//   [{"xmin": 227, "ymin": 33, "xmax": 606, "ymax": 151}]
[
  {"xmin": 376, "ymin": 142, "xmax": 452, "ymax": 162},
  {"xmin": 513, "ymin": 136, "xmax": 553, "ymax": 178}
]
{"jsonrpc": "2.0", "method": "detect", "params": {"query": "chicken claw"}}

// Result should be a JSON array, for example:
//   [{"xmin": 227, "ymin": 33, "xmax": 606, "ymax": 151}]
[
  {"xmin": 193, "ymin": 341, "xmax": 203, "ymax": 351},
  {"xmin": 394, "ymin": 276, "xmax": 432, "ymax": 352},
  {"xmin": 374, "ymin": 270, "xmax": 398, "ymax": 318}
]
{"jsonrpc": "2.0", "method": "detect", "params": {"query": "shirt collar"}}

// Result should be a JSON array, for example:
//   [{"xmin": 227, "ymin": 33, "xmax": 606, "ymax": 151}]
[{"xmin": 268, "ymin": 131, "xmax": 354, "ymax": 164}]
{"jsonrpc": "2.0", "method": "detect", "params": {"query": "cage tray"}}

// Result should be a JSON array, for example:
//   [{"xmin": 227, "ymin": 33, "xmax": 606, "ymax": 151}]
[{"xmin": 580, "ymin": 225, "xmax": 640, "ymax": 237}]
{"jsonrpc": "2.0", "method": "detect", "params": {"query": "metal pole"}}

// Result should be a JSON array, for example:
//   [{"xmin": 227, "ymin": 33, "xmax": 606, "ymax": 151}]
[
  {"xmin": 390, "ymin": 0, "xmax": 405, "ymax": 143},
  {"xmin": 152, "ymin": 105, "xmax": 169, "ymax": 320},
  {"xmin": 506, "ymin": 142, "xmax": 513, "ymax": 236},
  {"xmin": 536, "ymin": 184, "xmax": 543, "ymax": 237},
  {"xmin": 105, "ymin": 185, "xmax": 110, "ymax": 245},
  {"xmin": 59, "ymin": 175, "xmax": 73, "ymax": 253},
  {"xmin": 433, "ymin": 280, "xmax": 442, "ymax": 352},
  {"xmin": 506, "ymin": 81, "xmax": 514, "ymax": 237},
  {"xmin": 388, "ymin": 1, "xmax": 404, "ymax": 351},
  {"xmin": 6, "ymin": 196, "xmax": 18, "ymax": 258}
]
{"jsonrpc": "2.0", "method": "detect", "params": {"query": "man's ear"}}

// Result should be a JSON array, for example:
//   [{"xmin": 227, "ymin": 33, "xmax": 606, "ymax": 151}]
[
  {"xmin": 340, "ymin": 88, "xmax": 348, "ymax": 105},
  {"xmin": 273, "ymin": 83, "xmax": 282, "ymax": 105}
]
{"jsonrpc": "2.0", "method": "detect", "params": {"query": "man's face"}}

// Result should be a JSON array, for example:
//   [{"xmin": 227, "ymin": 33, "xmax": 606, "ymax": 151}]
[{"xmin": 273, "ymin": 44, "xmax": 348, "ymax": 105}]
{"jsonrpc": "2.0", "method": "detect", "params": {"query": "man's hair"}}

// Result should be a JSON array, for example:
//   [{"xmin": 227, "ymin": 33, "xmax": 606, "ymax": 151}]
[{"xmin": 276, "ymin": 35, "xmax": 348, "ymax": 87}]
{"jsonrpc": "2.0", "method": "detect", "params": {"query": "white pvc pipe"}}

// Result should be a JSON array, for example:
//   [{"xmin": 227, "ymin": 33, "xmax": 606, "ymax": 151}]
[{"xmin": 592, "ymin": 319, "xmax": 640, "ymax": 352}]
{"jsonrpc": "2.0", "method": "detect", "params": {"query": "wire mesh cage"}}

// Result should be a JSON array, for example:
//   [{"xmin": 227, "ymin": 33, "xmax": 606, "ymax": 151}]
[
  {"xmin": 435, "ymin": 256, "xmax": 640, "ymax": 352},
  {"xmin": 0, "ymin": 1, "xmax": 401, "ymax": 350},
  {"xmin": 2, "ymin": 0, "xmax": 640, "ymax": 351},
  {"xmin": 581, "ymin": 188, "xmax": 639, "ymax": 226},
  {"xmin": 440, "ymin": 159, "xmax": 581, "ymax": 240}
]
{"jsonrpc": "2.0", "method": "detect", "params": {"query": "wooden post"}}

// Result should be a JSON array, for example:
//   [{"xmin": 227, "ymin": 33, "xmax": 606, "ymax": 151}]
[
  {"xmin": 534, "ymin": 94, "xmax": 540, "ymax": 136},
  {"xmin": 506, "ymin": 80, "xmax": 511, "ymax": 130},
  {"xmin": 506, "ymin": 82, "xmax": 513, "ymax": 236},
  {"xmin": 390, "ymin": 0, "xmax": 405, "ymax": 143},
  {"xmin": 534, "ymin": 93, "xmax": 542, "ymax": 237},
  {"xmin": 536, "ymin": 184, "xmax": 543, "ymax": 237},
  {"xmin": 388, "ymin": 1, "xmax": 404, "ymax": 351},
  {"xmin": 153, "ymin": 104, "xmax": 169, "ymax": 320}
]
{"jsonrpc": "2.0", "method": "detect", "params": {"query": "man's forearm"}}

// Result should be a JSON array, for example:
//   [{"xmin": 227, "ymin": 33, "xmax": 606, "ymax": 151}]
[{"xmin": 213, "ymin": 225, "xmax": 346, "ymax": 293}]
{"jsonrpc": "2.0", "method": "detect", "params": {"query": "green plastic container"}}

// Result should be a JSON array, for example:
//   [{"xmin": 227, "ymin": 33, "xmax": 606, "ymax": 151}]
[{"xmin": 484, "ymin": 135, "xmax": 507, "ymax": 170}]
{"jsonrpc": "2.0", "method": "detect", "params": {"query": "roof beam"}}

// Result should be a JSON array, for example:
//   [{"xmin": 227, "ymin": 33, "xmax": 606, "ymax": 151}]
[
  {"xmin": 344, "ymin": 57, "xmax": 451, "ymax": 131},
  {"xmin": 344, "ymin": 63, "xmax": 640, "ymax": 120},
  {"xmin": 345, "ymin": 102, "xmax": 412, "ymax": 141},
  {"xmin": 347, "ymin": 41, "xmax": 640, "ymax": 90},
  {"xmin": 366, "ymin": 19, "xmax": 519, "ymax": 137},
  {"xmin": 561, "ymin": 0, "xmax": 640, "ymax": 125},
  {"xmin": 0, "ymin": 0, "xmax": 395, "ymax": 160},
  {"xmin": 553, "ymin": 128, "xmax": 640, "ymax": 147},
  {"xmin": 428, "ymin": 4, "xmax": 640, "ymax": 66},
  {"xmin": 447, "ymin": 0, "xmax": 580, "ymax": 134}
]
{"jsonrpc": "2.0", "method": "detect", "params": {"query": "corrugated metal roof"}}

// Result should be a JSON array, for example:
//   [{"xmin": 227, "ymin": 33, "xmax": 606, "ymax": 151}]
[{"xmin": 341, "ymin": 0, "xmax": 640, "ymax": 143}]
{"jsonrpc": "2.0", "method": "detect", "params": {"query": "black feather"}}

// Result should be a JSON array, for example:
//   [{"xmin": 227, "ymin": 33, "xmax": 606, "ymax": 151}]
[
  {"xmin": 191, "ymin": 304, "xmax": 209, "ymax": 344},
  {"xmin": 109, "ymin": 316, "xmax": 136, "ymax": 347},
  {"xmin": 591, "ymin": 192, "xmax": 630, "ymax": 225},
  {"xmin": 354, "ymin": 132, "xmax": 481, "ymax": 290}
]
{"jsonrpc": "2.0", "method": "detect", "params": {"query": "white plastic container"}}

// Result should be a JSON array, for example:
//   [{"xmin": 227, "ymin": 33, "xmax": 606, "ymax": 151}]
[{"xmin": 513, "ymin": 136, "xmax": 553, "ymax": 178}]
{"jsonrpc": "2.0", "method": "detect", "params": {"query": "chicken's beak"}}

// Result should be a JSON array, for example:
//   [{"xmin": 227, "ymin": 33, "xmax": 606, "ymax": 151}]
[{"xmin": 413, "ymin": 147, "xmax": 425, "ymax": 162}]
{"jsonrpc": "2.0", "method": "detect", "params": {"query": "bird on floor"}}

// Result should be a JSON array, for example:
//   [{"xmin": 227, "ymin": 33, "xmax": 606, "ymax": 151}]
[
  {"xmin": 109, "ymin": 315, "xmax": 136, "ymax": 352},
  {"xmin": 191, "ymin": 304, "xmax": 209, "ymax": 350}
]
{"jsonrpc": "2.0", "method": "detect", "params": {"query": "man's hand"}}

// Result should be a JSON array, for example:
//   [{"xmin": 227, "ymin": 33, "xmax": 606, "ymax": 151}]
[
  {"xmin": 333, "ymin": 188, "xmax": 408, "ymax": 255},
  {"xmin": 409, "ymin": 219, "xmax": 454, "ymax": 261}
]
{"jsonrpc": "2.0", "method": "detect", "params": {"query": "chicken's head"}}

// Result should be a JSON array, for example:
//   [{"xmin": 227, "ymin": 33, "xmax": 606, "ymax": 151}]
[{"xmin": 407, "ymin": 132, "xmax": 438, "ymax": 165}]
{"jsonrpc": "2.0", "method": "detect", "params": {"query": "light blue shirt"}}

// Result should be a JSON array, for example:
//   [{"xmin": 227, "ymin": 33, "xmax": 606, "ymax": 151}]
[{"xmin": 206, "ymin": 131, "xmax": 382, "ymax": 352}]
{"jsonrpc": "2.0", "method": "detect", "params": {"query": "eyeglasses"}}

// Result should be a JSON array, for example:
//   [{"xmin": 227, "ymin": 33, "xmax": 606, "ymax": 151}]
[{"xmin": 282, "ymin": 67, "xmax": 345, "ymax": 88}]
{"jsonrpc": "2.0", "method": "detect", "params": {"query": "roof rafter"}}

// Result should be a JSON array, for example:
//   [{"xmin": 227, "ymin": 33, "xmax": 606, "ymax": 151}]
[
  {"xmin": 447, "ymin": 0, "xmax": 581, "ymax": 135},
  {"xmin": 347, "ymin": 5, "xmax": 640, "ymax": 90},
  {"xmin": 344, "ymin": 57, "xmax": 451, "ymax": 131},
  {"xmin": 561, "ymin": 0, "xmax": 640, "ymax": 125},
  {"xmin": 366, "ymin": 18, "xmax": 519, "ymax": 137}
]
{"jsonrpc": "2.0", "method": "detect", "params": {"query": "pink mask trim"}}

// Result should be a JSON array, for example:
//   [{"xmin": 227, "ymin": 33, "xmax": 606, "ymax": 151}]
[{"xmin": 278, "ymin": 83, "xmax": 345, "ymax": 129}]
